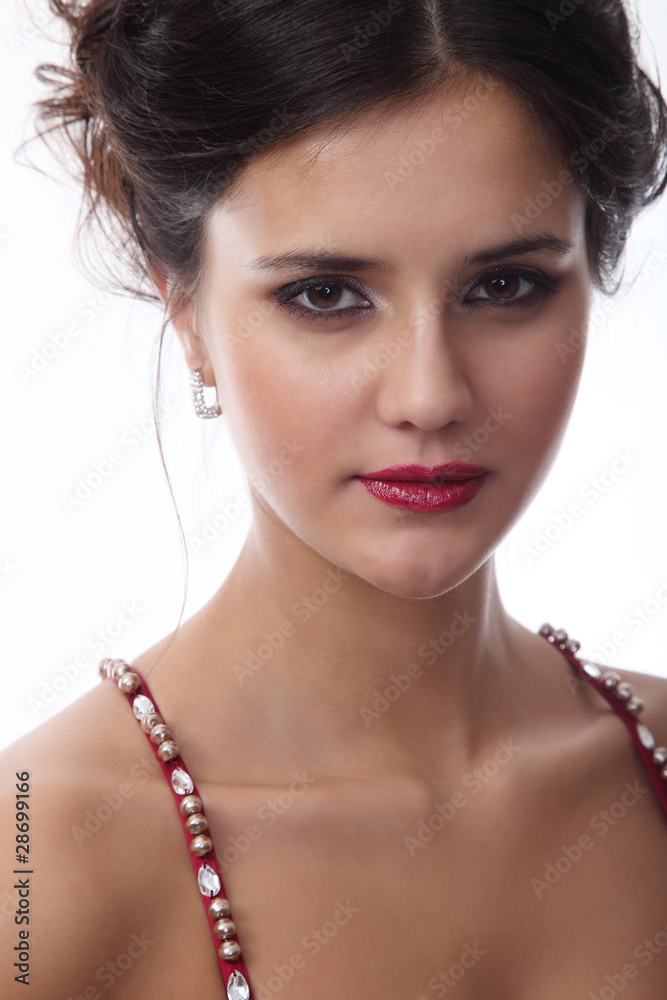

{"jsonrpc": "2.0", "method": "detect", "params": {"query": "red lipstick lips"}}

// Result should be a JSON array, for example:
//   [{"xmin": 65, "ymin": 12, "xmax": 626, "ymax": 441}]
[{"xmin": 356, "ymin": 463, "xmax": 491, "ymax": 512}]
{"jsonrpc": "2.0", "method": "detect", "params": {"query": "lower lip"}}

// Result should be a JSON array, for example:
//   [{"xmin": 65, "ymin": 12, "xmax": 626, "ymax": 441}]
[{"xmin": 357, "ymin": 474, "xmax": 491, "ymax": 512}]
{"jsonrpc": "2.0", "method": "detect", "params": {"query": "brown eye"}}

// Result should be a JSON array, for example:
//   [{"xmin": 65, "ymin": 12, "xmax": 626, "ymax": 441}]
[
  {"xmin": 485, "ymin": 276, "xmax": 521, "ymax": 299},
  {"xmin": 274, "ymin": 274, "xmax": 374, "ymax": 323},
  {"xmin": 467, "ymin": 272, "xmax": 539, "ymax": 304},
  {"xmin": 284, "ymin": 280, "xmax": 370, "ymax": 316},
  {"xmin": 304, "ymin": 284, "xmax": 345, "ymax": 309}
]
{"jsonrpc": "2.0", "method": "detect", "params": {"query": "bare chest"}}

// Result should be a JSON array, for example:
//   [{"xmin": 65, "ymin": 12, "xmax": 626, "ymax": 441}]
[{"xmin": 108, "ymin": 748, "xmax": 667, "ymax": 1000}]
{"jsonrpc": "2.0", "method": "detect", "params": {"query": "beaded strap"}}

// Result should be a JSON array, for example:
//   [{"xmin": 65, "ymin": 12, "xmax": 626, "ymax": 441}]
[
  {"xmin": 539, "ymin": 624, "xmax": 667, "ymax": 818},
  {"xmin": 98, "ymin": 657, "xmax": 254, "ymax": 1000}
]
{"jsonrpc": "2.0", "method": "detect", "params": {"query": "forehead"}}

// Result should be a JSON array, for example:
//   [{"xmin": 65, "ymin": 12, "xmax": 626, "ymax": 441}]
[{"xmin": 205, "ymin": 74, "xmax": 582, "ymax": 270}]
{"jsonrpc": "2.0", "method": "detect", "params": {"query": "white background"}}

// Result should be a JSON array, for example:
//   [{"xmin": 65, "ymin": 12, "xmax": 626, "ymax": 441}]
[{"xmin": 1, "ymin": 0, "xmax": 667, "ymax": 750}]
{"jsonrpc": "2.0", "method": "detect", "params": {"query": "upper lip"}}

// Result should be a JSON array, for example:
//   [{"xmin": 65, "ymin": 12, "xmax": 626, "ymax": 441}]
[{"xmin": 358, "ymin": 463, "xmax": 490, "ymax": 482}]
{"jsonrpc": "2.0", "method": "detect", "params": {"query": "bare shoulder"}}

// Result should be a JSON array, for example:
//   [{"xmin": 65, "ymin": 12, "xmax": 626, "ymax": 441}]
[{"xmin": 0, "ymin": 680, "xmax": 177, "ymax": 997}]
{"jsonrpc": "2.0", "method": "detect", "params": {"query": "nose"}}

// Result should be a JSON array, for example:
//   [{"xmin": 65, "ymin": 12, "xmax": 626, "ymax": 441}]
[{"xmin": 373, "ymin": 306, "xmax": 475, "ymax": 431}]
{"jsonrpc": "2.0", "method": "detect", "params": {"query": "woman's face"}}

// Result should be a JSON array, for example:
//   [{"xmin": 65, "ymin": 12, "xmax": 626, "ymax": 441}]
[{"xmin": 180, "ymin": 74, "xmax": 592, "ymax": 599}]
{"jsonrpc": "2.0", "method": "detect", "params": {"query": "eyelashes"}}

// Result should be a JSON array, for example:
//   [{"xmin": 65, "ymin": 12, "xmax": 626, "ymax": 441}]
[
  {"xmin": 463, "ymin": 266, "xmax": 561, "ymax": 307},
  {"xmin": 272, "ymin": 266, "xmax": 562, "ymax": 323},
  {"xmin": 273, "ymin": 275, "xmax": 371, "ymax": 322}
]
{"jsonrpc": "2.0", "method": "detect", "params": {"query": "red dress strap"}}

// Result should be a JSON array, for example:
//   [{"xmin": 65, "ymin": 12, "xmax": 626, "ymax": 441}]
[
  {"xmin": 99, "ymin": 658, "xmax": 254, "ymax": 1000},
  {"xmin": 539, "ymin": 625, "xmax": 667, "ymax": 820}
]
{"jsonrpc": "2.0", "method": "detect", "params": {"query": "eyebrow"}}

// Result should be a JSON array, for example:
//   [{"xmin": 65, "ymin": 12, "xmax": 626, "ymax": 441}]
[
  {"xmin": 247, "ymin": 250, "xmax": 396, "ymax": 272},
  {"xmin": 246, "ymin": 234, "xmax": 575, "ymax": 273},
  {"xmin": 463, "ymin": 234, "xmax": 575, "ymax": 265}
]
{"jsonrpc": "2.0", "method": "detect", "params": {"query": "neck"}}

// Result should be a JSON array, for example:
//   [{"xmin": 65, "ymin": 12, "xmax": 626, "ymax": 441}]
[{"xmin": 183, "ymin": 516, "xmax": 539, "ymax": 784}]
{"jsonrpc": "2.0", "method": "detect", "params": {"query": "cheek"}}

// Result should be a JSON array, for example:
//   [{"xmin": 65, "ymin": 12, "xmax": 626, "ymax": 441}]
[
  {"xmin": 213, "ymin": 327, "xmax": 363, "ymax": 495},
  {"xmin": 469, "ymin": 285, "xmax": 590, "ymax": 469}
]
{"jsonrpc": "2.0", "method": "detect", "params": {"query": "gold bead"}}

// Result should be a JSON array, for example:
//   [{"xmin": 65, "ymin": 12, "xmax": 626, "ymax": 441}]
[
  {"xmin": 189, "ymin": 834, "xmax": 213, "ymax": 857},
  {"xmin": 615, "ymin": 681, "xmax": 633, "ymax": 703},
  {"xmin": 140, "ymin": 712, "xmax": 162, "ymax": 734},
  {"xmin": 118, "ymin": 671, "xmax": 140, "ymax": 694},
  {"xmin": 218, "ymin": 940, "xmax": 242, "ymax": 961},
  {"xmin": 157, "ymin": 740, "xmax": 180, "ymax": 762},
  {"xmin": 208, "ymin": 898, "xmax": 230, "ymax": 920},
  {"xmin": 150, "ymin": 724, "xmax": 172, "ymax": 745},
  {"xmin": 626, "ymin": 696, "xmax": 644, "ymax": 716},
  {"xmin": 185, "ymin": 812, "xmax": 208, "ymax": 835},
  {"xmin": 111, "ymin": 661, "xmax": 133, "ymax": 681},
  {"xmin": 601, "ymin": 670, "xmax": 621, "ymax": 690},
  {"xmin": 213, "ymin": 917, "xmax": 236, "ymax": 940},
  {"xmin": 98, "ymin": 658, "xmax": 112, "ymax": 678},
  {"xmin": 180, "ymin": 795, "xmax": 203, "ymax": 817}
]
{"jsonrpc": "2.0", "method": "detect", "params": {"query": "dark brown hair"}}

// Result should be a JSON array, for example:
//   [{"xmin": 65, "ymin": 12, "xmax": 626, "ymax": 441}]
[
  {"xmin": 25, "ymin": 0, "xmax": 667, "ymax": 622},
  {"xmin": 33, "ymin": 0, "xmax": 667, "ymax": 302}
]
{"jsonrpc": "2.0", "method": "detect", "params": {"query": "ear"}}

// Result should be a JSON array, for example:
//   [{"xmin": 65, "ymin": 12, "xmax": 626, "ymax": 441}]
[{"xmin": 150, "ymin": 267, "xmax": 215, "ymax": 385}]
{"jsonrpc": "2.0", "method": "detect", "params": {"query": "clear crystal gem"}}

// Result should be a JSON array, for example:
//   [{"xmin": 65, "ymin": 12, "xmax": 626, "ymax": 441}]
[
  {"xmin": 198, "ymin": 863, "xmax": 221, "ymax": 897},
  {"xmin": 582, "ymin": 661, "xmax": 601, "ymax": 679},
  {"xmin": 637, "ymin": 723, "xmax": 655, "ymax": 750},
  {"xmin": 132, "ymin": 694, "xmax": 155, "ymax": 719},
  {"xmin": 227, "ymin": 970, "xmax": 250, "ymax": 1000},
  {"xmin": 171, "ymin": 767, "xmax": 194, "ymax": 796}
]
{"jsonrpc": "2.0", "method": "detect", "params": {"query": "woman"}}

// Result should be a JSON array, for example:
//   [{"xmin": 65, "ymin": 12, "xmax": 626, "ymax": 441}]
[{"xmin": 3, "ymin": 1, "xmax": 667, "ymax": 997}]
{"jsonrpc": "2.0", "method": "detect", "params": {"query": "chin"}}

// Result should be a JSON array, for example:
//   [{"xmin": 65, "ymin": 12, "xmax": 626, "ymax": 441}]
[{"xmin": 353, "ymin": 560, "xmax": 473, "ymax": 602}]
